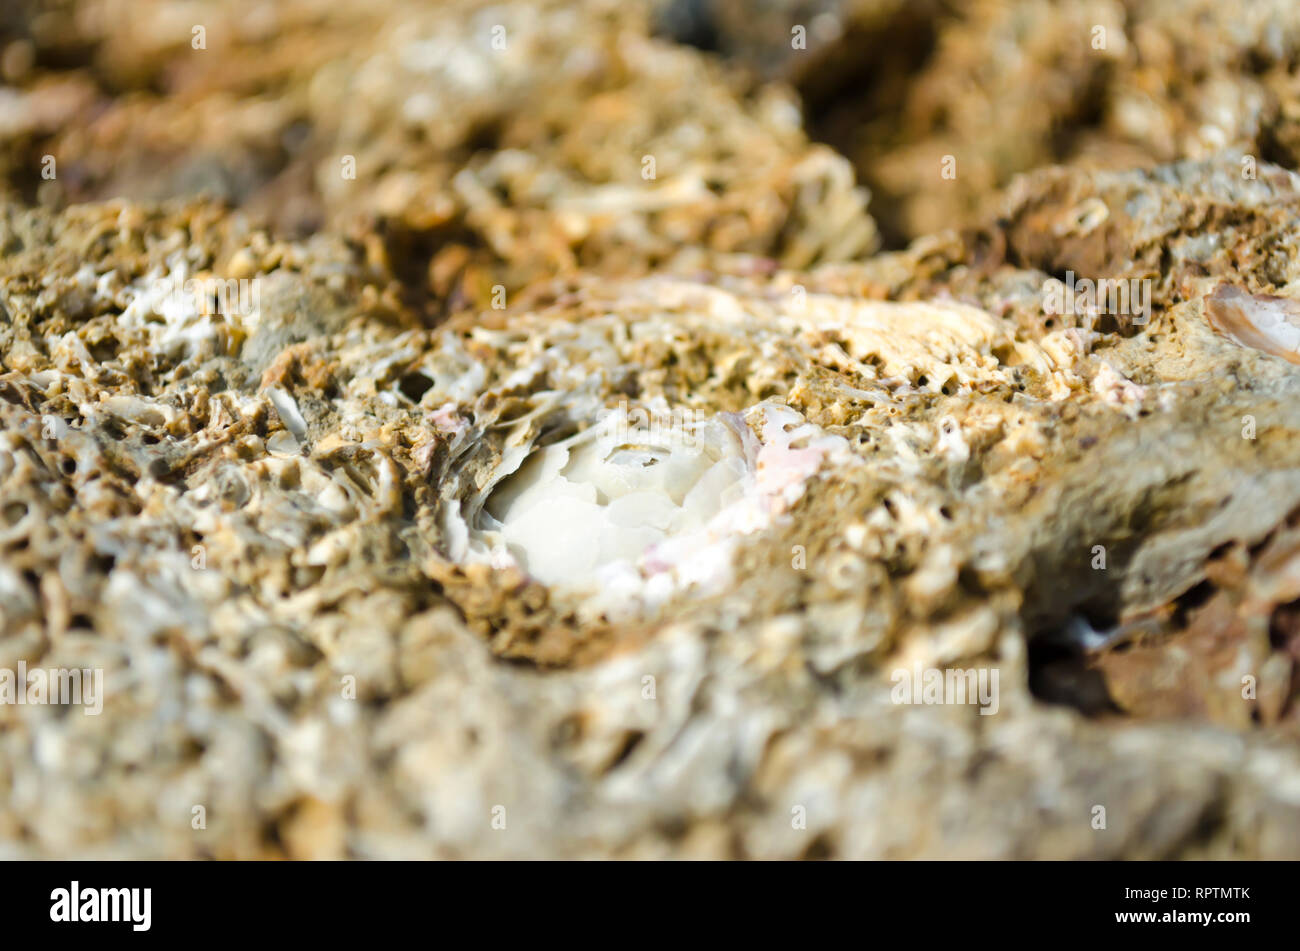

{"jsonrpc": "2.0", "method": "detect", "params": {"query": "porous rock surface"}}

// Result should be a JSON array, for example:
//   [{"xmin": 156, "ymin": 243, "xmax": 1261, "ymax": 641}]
[
  {"xmin": 658, "ymin": 0, "xmax": 1300, "ymax": 245},
  {"xmin": 0, "ymin": 0, "xmax": 876, "ymax": 307},
  {"xmin": 1, "ymin": 2, "xmax": 1300, "ymax": 859}
]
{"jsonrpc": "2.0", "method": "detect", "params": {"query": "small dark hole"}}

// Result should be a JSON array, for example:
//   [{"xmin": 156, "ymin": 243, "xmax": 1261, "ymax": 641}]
[
  {"xmin": 399, "ymin": 372, "xmax": 434, "ymax": 403},
  {"xmin": 605, "ymin": 730, "xmax": 645, "ymax": 773}
]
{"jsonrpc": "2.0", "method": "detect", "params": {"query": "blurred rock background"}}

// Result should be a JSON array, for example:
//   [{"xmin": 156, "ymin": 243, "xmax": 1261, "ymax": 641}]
[{"xmin": 7, "ymin": 1, "xmax": 1300, "ymax": 253}]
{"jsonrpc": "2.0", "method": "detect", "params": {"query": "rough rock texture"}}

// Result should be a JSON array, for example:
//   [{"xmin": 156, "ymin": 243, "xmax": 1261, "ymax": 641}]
[
  {"xmin": 2, "ymin": 2, "xmax": 1300, "ymax": 859},
  {"xmin": 661, "ymin": 0, "xmax": 1300, "ymax": 246},
  {"xmin": 0, "ymin": 0, "xmax": 876, "ymax": 311}
]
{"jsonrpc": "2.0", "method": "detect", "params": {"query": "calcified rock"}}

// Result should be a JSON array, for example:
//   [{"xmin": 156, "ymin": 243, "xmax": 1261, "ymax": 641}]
[
  {"xmin": 426, "ymin": 280, "xmax": 1061, "ymax": 636},
  {"xmin": 4, "ymin": 149, "xmax": 1300, "ymax": 858},
  {"xmin": 742, "ymin": 0, "xmax": 1300, "ymax": 244},
  {"xmin": 7, "ymin": 0, "xmax": 1300, "ymax": 861},
  {"xmin": 0, "ymin": 0, "xmax": 876, "ymax": 307}
]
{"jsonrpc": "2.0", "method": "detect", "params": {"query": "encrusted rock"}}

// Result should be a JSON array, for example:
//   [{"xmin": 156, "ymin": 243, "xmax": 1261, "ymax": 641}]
[{"xmin": 3, "ymin": 2, "xmax": 1300, "ymax": 861}]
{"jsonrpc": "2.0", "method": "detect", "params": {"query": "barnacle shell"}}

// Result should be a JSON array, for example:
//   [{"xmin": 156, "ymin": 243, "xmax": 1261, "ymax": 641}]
[{"xmin": 1205, "ymin": 283, "xmax": 1300, "ymax": 364}]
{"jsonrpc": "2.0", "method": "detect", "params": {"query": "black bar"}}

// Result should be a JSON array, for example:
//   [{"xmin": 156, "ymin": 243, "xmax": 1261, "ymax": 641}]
[{"xmin": 5, "ymin": 861, "xmax": 1281, "ymax": 939}]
